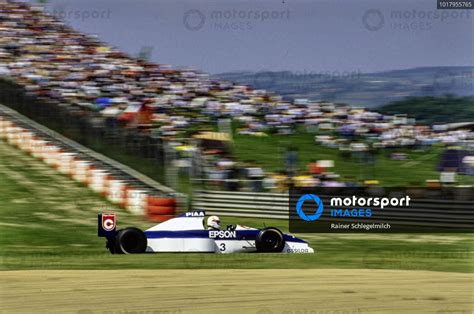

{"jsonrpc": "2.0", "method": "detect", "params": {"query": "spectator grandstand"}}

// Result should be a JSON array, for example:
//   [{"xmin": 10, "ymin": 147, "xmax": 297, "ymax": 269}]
[{"xmin": 0, "ymin": 1, "xmax": 473, "ymax": 191}]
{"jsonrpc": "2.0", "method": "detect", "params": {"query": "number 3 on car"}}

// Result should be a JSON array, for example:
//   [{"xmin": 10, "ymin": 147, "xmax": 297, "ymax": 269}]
[{"xmin": 219, "ymin": 243, "xmax": 226, "ymax": 252}]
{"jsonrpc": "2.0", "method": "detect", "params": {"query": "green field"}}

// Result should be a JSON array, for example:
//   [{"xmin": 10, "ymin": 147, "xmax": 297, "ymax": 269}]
[
  {"xmin": 233, "ymin": 132, "xmax": 474, "ymax": 186},
  {"xmin": 0, "ymin": 140, "xmax": 473, "ymax": 272}
]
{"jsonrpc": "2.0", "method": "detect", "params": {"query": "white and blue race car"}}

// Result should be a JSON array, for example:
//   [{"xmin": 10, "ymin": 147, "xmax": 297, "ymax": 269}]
[{"xmin": 98, "ymin": 211, "xmax": 314, "ymax": 254}]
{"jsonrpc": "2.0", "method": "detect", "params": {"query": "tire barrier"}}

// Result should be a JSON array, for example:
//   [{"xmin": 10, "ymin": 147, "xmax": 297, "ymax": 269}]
[
  {"xmin": 43, "ymin": 145, "xmax": 63, "ymax": 167},
  {"xmin": 0, "ymin": 113, "xmax": 177, "ymax": 221},
  {"xmin": 146, "ymin": 196, "xmax": 177, "ymax": 221},
  {"xmin": 88, "ymin": 169, "xmax": 110, "ymax": 194},
  {"xmin": 147, "ymin": 214, "xmax": 176, "ymax": 222},
  {"xmin": 71, "ymin": 160, "xmax": 92, "ymax": 183},
  {"xmin": 147, "ymin": 205, "xmax": 176, "ymax": 215},
  {"xmin": 126, "ymin": 189, "xmax": 149, "ymax": 215},
  {"xmin": 58, "ymin": 152, "xmax": 77, "ymax": 175},
  {"xmin": 147, "ymin": 196, "xmax": 177, "ymax": 207},
  {"xmin": 107, "ymin": 179, "xmax": 128, "ymax": 207}
]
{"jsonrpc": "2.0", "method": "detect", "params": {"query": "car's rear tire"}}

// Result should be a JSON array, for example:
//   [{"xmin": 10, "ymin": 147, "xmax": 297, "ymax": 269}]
[
  {"xmin": 255, "ymin": 227, "xmax": 285, "ymax": 253},
  {"xmin": 114, "ymin": 227, "xmax": 147, "ymax": 254}
]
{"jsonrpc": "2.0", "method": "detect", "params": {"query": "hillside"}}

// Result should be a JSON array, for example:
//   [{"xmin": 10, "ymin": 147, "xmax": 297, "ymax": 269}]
[
  {"xmin": 378, "ymin": 96, "xmax": 474, "ymax": 124},
  {"xmin": 214, "ymin": 66, "xmax": 474, "ymax": 108}
]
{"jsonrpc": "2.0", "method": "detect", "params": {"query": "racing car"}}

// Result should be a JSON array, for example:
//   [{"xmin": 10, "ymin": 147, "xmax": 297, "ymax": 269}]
[{"xmin": 98, "ymin": 211, "xmax": 314, "ymax": 254}]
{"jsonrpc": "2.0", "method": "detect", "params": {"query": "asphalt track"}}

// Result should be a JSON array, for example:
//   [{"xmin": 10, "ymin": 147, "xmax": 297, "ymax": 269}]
[{"xmin": 1, "ymin": 269, "xmax": 472, "ymax": 313}]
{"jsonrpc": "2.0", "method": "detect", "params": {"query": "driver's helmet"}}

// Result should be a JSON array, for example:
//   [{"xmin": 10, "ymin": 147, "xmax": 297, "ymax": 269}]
[{"xmin": 207, "ymin": 215, "xmax": 221, "ymax": 230}]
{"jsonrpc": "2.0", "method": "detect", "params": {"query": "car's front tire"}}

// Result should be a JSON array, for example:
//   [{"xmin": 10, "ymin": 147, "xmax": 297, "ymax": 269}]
[{"xmin": 255, "ymin": 227, "xmax": 285, "ymax": 253}]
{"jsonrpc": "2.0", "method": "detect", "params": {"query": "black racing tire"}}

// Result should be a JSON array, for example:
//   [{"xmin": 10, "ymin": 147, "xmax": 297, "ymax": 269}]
[
  {"xmin": 114, "ymin": 227, "xmax": 147, "ymax": 254},
  {"xmin": 255, "ymin": 227, "xmax": 285, "ymax": 253}
]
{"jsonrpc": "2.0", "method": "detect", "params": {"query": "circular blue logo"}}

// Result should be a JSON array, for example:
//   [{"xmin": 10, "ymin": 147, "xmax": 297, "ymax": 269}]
[{"xmin": 296, "ymin": 194, "xmax": 324, "ymax": 221}]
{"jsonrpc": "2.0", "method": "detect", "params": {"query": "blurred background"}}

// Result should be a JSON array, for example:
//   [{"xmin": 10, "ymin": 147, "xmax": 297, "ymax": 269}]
[
  {"xmin": 1, "ymin": 0, "xmax": 473, "ymax": 200},
  {"xmin": 0, "ymin": 2, "xmax": 473, "ymax": 311}
]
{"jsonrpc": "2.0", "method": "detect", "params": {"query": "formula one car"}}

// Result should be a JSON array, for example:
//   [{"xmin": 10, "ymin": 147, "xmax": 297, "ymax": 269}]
[{"xmin": 98, "ymin": 211, "xmax": 314, "ymax": 254}]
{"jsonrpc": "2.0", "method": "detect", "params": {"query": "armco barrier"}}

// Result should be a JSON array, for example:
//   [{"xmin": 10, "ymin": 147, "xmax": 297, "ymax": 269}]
[
  {"xmin": 193, "ymin": 190, "xmax": 474, "ymax": 228},
  {"xmin": 194, "ymin": 190, "xmax": 289, "ymax": 219},
  {"xmin": 0, "ymin": 105, "xmax": 179, "ymax": 220}
]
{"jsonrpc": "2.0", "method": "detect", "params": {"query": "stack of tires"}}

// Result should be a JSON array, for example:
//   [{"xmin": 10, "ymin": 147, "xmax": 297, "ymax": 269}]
[
  {"xmin": 147, "ymin": 195, "xmax": 177, "ymax": 222},
  {"xmin": 0, "ymin": 116, "xmax": 177, "ymax": 222}
]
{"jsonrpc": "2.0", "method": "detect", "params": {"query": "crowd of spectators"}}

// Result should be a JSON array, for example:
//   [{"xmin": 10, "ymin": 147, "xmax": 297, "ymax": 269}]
[{"xmin": 1, "ymin": 2, "xmax": 473, "ymax": 191}]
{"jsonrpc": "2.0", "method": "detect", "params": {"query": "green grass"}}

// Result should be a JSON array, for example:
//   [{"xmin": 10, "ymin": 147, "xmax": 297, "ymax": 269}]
[
  {"xmin": 232, "ymin": 132, "xmax": 474, "ymax": 186},
  {"xmin": 0, "ymin": 140, "xmax": 473, "ymax": 272}
]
